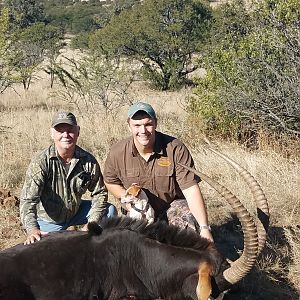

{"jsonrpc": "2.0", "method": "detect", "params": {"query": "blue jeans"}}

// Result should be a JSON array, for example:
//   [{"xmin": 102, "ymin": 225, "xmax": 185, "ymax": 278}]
[{"xmin": 37, "ymin": 201, "xmax": 117, "ymax": 232}]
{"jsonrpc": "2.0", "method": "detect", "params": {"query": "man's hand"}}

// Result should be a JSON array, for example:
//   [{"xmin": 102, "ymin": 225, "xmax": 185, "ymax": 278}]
[
  {"xmin": 80, "ymin": 223, "xmax": 89, "ymax": 231},
  {"xmin": 200, "ymin": 228, "xmax": 214, "ymax": 242},
  {"xmin": 24, "ymin": 228, "xmax": 48, "ymax": 245}
]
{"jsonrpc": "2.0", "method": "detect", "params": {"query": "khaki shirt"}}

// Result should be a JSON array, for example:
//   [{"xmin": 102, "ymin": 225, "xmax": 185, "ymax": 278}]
[
  {"xmin": 104, "ymin": 131, "xmax": 200, "ymax": 216},
  {"xmin": 20, "ymin": 144, "xmax": 108, "ymax": 232}
]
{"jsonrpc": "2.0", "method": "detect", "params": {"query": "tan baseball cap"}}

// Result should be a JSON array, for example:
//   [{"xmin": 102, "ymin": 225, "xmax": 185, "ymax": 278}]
[{"xmin": 51, "ymin": 111, "xmax": 77, "ymax": 127}]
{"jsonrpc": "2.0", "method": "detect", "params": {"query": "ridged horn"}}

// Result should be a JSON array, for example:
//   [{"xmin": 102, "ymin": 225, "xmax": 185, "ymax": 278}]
[
  {"xmin": 178, "ymin": 163, "xmax": 258, "ymax": 285},
  {"xmin": 208, "ymin": 148, "xmax": 270, "ymax": 254}
]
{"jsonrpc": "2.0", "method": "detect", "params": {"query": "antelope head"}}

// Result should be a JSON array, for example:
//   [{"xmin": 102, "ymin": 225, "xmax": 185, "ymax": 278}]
[{"xmin": 179, "ymin": 148, "xmax": 269, "ymax": 298}]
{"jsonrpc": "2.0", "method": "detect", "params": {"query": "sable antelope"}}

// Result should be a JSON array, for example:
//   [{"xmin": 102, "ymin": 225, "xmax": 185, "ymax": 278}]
[
  {"xmin": 0, "ymin": 217, "xmax": 223, "ymax": 300},
  {"xmin": 0, "ymin": 149, "xmax": 269, "ymax": 300}
]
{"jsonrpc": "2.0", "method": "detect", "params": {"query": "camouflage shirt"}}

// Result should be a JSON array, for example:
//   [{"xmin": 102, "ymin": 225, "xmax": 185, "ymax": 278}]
[{"xmin": 20, "ymin": 144, "xmax": 108, "ymax": 233}]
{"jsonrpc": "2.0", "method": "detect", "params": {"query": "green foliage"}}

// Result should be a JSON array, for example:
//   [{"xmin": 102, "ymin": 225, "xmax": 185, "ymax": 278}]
[
  {"xmin": 71, "ymin": 32, "xmax": 91, "ymax": 50},
  {"xmin": 0, "ymin": 8, "xmax": 10, "ymax": 59},
  {"xmin": 257, "ymin": 0, "xmax": 300, "ymax": 23},
  {"xmin": 11, "ymin": 22, "xmax": 64, "ymax": 89},
  {"xmin": 0, "ymin": 7, "xmax": 25, "ymax": 92},
  {"xmin": 188, "ymin": 73, "xmax": 241, "ymax": 138},
  {"xmin": 188, "ymin": 0, "xmax": 300, "ymax": 142},
  {"xmin": 105, "ymin": 0, "xmax": 140, "ymax": 17},
  {"xmin": 42, "ymin": 1, "xmax": 103, "ymax": 33},
  {"xmin": 0, "ymin": 2, "xmax": 64, "ymax": 91},
  {"xmin": 0, "ymin": 8, "xmax": 13, "ymax": 92},
  {"xmin": 41, "ymin": 0, "xmax": 139, "ymax": 34},
  {"xmin": 4, "ymin": 0, "xmax": 45, "ymax": 28},
  {"xmin": 90, "ymin": 0, "xmax": 212, "ymax": 90}
]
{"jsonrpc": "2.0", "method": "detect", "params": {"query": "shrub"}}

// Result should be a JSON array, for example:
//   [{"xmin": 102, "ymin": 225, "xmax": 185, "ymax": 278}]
[{"xmin": 187, "ymin": 0, "xmax": 300, "ymax": 143}]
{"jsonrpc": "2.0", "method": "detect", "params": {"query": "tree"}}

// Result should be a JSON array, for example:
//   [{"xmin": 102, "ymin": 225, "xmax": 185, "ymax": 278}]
[
  {"xmin": 12, "ymin": 22, "xmax": 64, "ymax": 89},
  {"xmin": 42, "ymin": 25, "xmax": 65, "ymax": 88},
  {"xmin": 43, "ymin": 1, "xmax": 106, "ymax": 34},
  {"xmin": 0, "ymin": 8, "xmax": 16, "ymax": 93},
  {"xmin": 188, "ymin": 0, "xmax": 300, "ymax": 141},
  {"xmin": 106, "ymin": 0, "xmax": 140, "ymax": 16},
  {"xmin": 90, "ymin": 0, "xmax": 212, "ymax": 90},
  {"xmin": 4, "ymin": 0, "xmax": 45, "ymax": 28},
  {"xmin": 52, "ymin": 55, "xmax": 136, "ymax": 115}
]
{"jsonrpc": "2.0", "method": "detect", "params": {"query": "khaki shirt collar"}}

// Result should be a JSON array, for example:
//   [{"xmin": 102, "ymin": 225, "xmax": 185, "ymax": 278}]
[{"xmin": 130, "ymin": 131, "xmax": 164, "ymax": 157}]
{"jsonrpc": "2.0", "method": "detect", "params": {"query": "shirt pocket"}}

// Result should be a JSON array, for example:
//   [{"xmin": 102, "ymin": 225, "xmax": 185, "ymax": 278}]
[
  {"xmin": 154, "ymin": 164, "xmax": 175, "ymax": 192},
  {"xmin": 120, "ymin": 168, "xmax": 140, "ymax": 188}
]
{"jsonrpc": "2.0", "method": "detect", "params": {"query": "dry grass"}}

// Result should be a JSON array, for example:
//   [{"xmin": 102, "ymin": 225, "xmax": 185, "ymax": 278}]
[
  {"xmin": 0, "ymin": 74, "xmax": 299, "ymax": 299},
  {"xmin": 189, "ymin": 143, "xmax": 299, "ymax": 298}
]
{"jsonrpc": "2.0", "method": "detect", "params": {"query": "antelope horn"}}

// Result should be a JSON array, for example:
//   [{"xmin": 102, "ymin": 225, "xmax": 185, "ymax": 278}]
[
  {"xmin": 208, "ymin": 148, "xmax": 270, "ymax": 254},
  {"xmin": 178, "ymin": 163, "xmax": 258, "ymax": 285}
]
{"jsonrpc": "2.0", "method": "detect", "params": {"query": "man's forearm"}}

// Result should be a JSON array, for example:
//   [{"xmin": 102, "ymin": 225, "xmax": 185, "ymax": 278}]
[
  {"xmin": 89, "ymin": 190, "xmax": 108, "ymax": 222},
  {"xmin": 183, "ymin": 184, "xmax": 214, "ymax": 241},
  {"xmin": 104, "ymin": 182, "xmax": 127, "ymax": 199},
  {"xmin": 19, "ymin": 200, "xmax": 39, "ymax": 233},
  {"xmin": 104, "ymin": 182, "xmax": 132, "ymax": 211}
]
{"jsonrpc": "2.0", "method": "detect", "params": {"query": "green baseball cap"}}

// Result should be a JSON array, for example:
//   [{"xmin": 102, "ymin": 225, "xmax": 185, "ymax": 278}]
[
  {"xmin": 128, "ymin": 102, "xmax": 156, "ymax": 119},
  {"xmin": 51, "ymin": 111, "xmax": 77, "ymax": 127}
]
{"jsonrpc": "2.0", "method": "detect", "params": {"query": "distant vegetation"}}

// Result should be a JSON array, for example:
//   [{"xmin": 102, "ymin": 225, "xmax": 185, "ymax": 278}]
[
  {"xmin": 42, "ymin": 0, "xmax": 140, "ymax": 33},
  {"xmin": 90, "ymin": 0, "xmax": 212, "ymax": 90},
  {"xmin": 0, "ymin": 0, "xmax": 299, "ymax": 148}
]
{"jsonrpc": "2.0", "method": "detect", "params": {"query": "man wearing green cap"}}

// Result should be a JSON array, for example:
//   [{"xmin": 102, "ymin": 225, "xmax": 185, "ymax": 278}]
[
  {"xmin": 20, "ymin": 111, "xmax": 117, "ymax": 245},
  {"xmin": 104, "ymin": 102, "xmax": 213, "ymax": 242}
]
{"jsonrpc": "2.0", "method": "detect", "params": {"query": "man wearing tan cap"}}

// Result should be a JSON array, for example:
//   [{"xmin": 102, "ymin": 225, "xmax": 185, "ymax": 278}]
[
  {"xmin": 104, "ymin": 102, "xmax": 213, "ymax": 242},
  {"xmin": 20, "ymin": 111, "xmax": 116, "ymax": 244}
]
